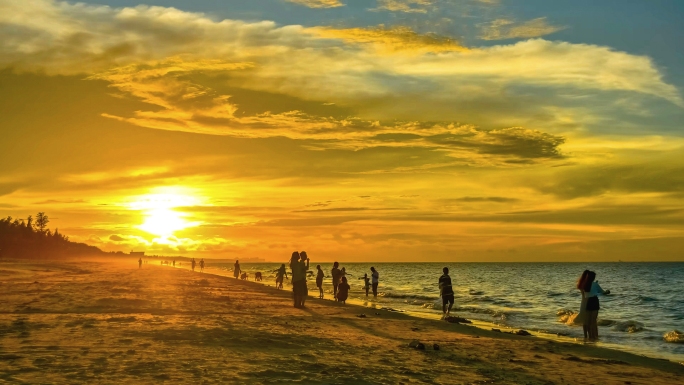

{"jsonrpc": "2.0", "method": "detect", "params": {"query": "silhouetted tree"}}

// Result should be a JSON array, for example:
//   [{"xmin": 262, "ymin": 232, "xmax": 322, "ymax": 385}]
[{"xmin": 35, "ymin": 212, "xmax": 49, "ymax": 233}]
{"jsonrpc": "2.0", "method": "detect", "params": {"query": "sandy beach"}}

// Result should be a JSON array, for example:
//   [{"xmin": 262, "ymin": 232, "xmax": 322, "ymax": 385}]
[{"xmin": 0, "ymin": 259, "xmax": 682, "ymax": 385}]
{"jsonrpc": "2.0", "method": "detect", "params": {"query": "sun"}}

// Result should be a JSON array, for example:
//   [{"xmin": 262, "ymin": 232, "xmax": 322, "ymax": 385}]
[{"xmin": 129, "ymin": 190, "xmax": 201, "ymax": 237}]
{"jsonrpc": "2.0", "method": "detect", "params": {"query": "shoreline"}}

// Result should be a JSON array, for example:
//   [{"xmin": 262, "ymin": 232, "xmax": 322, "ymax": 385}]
[
  {"xmin": 174, "ymin": 262, "xmax": 683, "ymax": 365},
  {"xmin": 1, "ymin": 258, "xmax": 682, "ymax": 384}
]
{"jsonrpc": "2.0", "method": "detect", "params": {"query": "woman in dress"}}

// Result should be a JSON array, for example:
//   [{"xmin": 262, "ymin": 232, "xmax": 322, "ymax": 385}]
[
  {"xmin": 583, "ymin": 271, "xmax": 611, "ymax": 341},
  {"xmin": 575, "ymin": 270, "xmax": 590, "ymax": 339},
  {"xmin": 289, "ymin": 252, "xmax": 303, "ymax": 307}
]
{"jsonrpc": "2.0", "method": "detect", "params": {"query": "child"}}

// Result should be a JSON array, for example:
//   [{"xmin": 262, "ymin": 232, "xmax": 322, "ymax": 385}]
[
  {"xmin": 276, "ymin": 264, "xmax": 288, "ymax": 289},
  {"xmin": 337, "ymin": 276, "xmax": 351, "ymax": 304},
  {"xmin": 359, "ymin": 273, "xmax": 370, "ymax": 297},
  {"xmin": 316, "ymin": 265, "xmax": 325, "ymax": 299}
]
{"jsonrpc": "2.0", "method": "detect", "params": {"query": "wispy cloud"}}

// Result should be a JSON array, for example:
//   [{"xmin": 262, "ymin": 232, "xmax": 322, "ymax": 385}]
[
  {"xmin": 480, "ymin": 17, "xmax": 565, "ymax": 40},
  {"xmin": 286, "ymin": 0, "xmax": 345, "ymax": 8},
  {"xmin": 374, "ymin": 0, "xmax": 434, "ymax": 13}
]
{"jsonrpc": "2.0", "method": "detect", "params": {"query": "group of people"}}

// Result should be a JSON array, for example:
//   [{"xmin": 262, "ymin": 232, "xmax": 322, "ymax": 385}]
[{"xmin": 575, "ymin": 270, "xmax": 611, "ymax": 340}]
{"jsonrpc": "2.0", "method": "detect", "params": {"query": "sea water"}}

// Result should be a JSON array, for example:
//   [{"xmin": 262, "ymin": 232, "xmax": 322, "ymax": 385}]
[{"xmin": 204, "ymin": 262, "xmax": 684, "ymax": 361}]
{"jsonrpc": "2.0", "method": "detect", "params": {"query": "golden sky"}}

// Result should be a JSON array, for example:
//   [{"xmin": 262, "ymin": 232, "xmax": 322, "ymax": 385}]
[{"xmin": 1, "ymin": 0, "xmax": 684, "ymax": 261}]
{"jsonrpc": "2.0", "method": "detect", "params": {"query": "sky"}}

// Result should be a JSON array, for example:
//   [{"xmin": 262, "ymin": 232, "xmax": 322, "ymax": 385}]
[{"xmin": 1, "ymin": 0, "xmax": 683, "ymax": 262}]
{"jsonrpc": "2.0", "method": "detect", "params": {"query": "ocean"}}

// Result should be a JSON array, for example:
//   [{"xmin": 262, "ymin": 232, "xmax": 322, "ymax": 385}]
[{"xmin": 201, "ymin": 261, "xmax": 684, "ymax": 361}]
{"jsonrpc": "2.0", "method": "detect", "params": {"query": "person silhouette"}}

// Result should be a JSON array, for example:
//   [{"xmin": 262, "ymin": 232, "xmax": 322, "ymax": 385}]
[
  {"xmin": 583, "ymin": 271, "xmax": 611, "ymax": 341},
  {"xmin": 439, "ymin": 267, "xmax": 454, "ymax": 320},
  {"xmin": 337, "ymin": 277, "xmax": 350, "ymax": 304},
  {"xmin": 331, "ymin": 262, "xmax": 341, "ymax": 301},
  {"xmin": 299, "ymin": 251, "xmax": 310, "ymax": 307},
  {"xmin": 370, "ymin": 267, "xmax": 379, "ymax": 298},
  {"xmin": 233, "ymin": 260, "xmax": 240, "ymax": 279},
  {"xmin": 359, "ymin": 273, "xmax": 370, "ymax": 297},
  {"xmin": 191, "ymin": 258, "xmax": 196, "ymax": 272},
  {"xmin": 172, "ymin": 260, "xmax": 175, "ymax": 267},
  {"xmin": 275, "ymin": 264, "xmax": 288, "ymax": 289},
  {"xmin": 290, "ymin": 252, "xmax": 304, "ymax": 308},
  {"xmin": 200, "ymin": 258, "xmax": 205, "ymax": 272},
  {"xmin": 138, "ymin": 258, "xmax": 142, "ymax": 269},
  {"xmin": 316, "ymin": 265, "xmax": 325, "ymax": 299}
]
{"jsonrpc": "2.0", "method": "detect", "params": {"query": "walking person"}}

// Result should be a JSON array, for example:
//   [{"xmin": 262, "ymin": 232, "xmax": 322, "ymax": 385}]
[
  {"xmin": 359, "ymin": 273, "xmax": 370, "ymax": 297},
  {"xmin": 191, "ymin": 258, "xmax": 196, "ymax": 272},
  {"xmin": 275, "ymin": 264, "xmax": 288, "ymax": 289},
  {"xmin": 316, "ymin": 265, "xmax": 325, "ymax": 299},
  {"xmin": 233, "ymin": 260, "xmax": 241, "ymax": 279},
  {"xmin": 138, "ymin": 257, "xmax": 142, "ymax": 269},
  {"xmin": 370, "ymin": 267, "xmax": 379, "ymax": 298},
  {"xmin": 439, "ymin": 267, "xmax": 454, "ymax": 320},
  {"xmin": 584, "ymin": 271, "xmax": 610, "ymax": 341},
  {"xmin": 331, "ymin": 262, "xmax": 341, "ymax": 301},
  {"xmin": 199, "ymin": 258, "xmax": 205, "ymax": 272}
]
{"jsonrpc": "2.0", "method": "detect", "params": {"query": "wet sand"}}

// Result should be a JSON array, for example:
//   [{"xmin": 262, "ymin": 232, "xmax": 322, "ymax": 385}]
[{"xmin": 0, "ymin": 259, "xmax": 682, "ymax": 384}]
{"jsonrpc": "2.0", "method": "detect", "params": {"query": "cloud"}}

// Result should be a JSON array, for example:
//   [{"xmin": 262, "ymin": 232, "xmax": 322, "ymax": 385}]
[
  {"xmin": 109, "ymin": 234, "xmax": 125, "ymax": 241},
  {"xmin": 309, "ymin": 25, "xmax": 467, "ymax": 53},
  {"xmin": 373, "ymin": 0, "xmax": 434, "ymax": 13},
  {"xmin": 480, "ymin": 17, "xmax": 565, "ymax": 40},
  {"xmin": 286, "ymin": 0, "xmax": 345, "ymax": 8}
]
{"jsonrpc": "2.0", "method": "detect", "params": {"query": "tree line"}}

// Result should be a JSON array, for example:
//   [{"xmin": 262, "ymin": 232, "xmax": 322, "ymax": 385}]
[{"xmin": 0, "ymin": 213, "xmax": 104, "ymax": 259}]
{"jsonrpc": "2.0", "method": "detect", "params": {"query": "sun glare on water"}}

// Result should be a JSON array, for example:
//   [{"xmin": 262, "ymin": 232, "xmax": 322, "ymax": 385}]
[{"xmin": 129, "ymin": 191, "xmax": 201, "ymax": 237}]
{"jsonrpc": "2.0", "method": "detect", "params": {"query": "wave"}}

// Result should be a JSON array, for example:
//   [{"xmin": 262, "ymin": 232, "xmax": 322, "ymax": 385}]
[
  {"xmin": 468, "ymin": 289, "xmax": 484, "ymax": 296},
  {"xmin": 378, "ymin": 292, "xmax": 436, "ymax": 301},
  {"xmin": 612, "ymin": 320, "xmax": 644, "ymax": 333},
  {"xmin": 663, "ymin": 330, "xmax": 684, "ymax": 344}
]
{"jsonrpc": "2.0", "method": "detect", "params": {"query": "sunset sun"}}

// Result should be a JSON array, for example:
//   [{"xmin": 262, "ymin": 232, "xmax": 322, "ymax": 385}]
[{"xmin": 129, "ymin": 192, "xmax": 201, "ymax": 237}]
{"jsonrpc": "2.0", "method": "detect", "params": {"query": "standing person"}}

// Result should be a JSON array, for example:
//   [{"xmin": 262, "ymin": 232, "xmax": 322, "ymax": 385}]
[
  {"xmin": 191, "ymin": 258, "xmax": 196, "ymax": 272},
  {"xmin": 138, "ymin": 257, "xmax": 142, "ymax": 269},
  {"xmin": 584, "ymin": 271, "xmax": 611, "ymax": 341},
  {"xmin": 370, "ymin": 267, "xmax": 379, "ymax": 298},
  {"xmin": 299, "ymin": 251, "xmax": 311, "ymax": 307},
  {"xmin": 233, "ymin": 260, "xmax": 241, "ymax": 279},
  {"xmin": 337, "ymin": 276, "xmax": 351, "ymax": 304},
  {"xmin": 359, "ymin": 273, "xmax": 370, "ymax": 297},
  {"xmin": 316, "ymin": 265, "xmax": 325, "ymax": 299},
  {"xmin": 290, "ymin": 252, "xmax": 304, "ymax": 308},
  {"xmin": 172, "ymin": 260, "xmax": 175, "ymax": 267},
  {"xmin": 199, "ymin": 258, "xmax": 205, "ymax": 272},
  {"xmin": 275, "ymin": 264, "xmax": 288, "ymax": 289},
  {"xmin": 331, "ymin": 262, "xmax": 341, "ymax": 301},
  {"xmin": 439, "ymin": 267, "xmax": 455, "ymax": 320},
  {"xmin": 575, "ymin": 270, "xmax": 590, "ymax": 339}
]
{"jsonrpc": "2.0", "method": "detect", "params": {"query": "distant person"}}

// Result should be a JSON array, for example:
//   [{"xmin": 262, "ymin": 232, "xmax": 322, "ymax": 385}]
[
  {"xmin": 341, "ymin": 267, "xmax": 348, "ymax": 278},
  {"xmin": 172, "ymin": 260, "xmax": 175, "ymax": 267},
  {"xmin": 331, "ymin": 262, "xmax": 341, "ymax": 301},
  {"xmin": 275, "ymin": 264, "xmax": 288, "ymax": 289},
  {"xmin": 359, "ymin": 273, "xmax": 370, "ymax": 297},
  {"xmin": 233, "ymin": 260, "xmax": 241, "ymax": 279},
  {"xmin": 584, "ymin": 271, "xmax": 610, "ymax": 341},
  {"xmin": 316, "ymin": 265, "xmax": 325, "ymax": 298},
  {"xmin": 191, "ymin": 258, "xmax": 196, "ymax": 272},
  {"xmin": 199, "ymin": 258, "xmax": 205, "ymax": 272},
  {"xmin": 241, "ymin": 272, "xmax": 248, "ymax": 280},
  {"xmin": 337, "ymin": 277, "xmax": 350, "ymax": 304},
  {"xmin": 439, "ymin": 267, "xmax": 454, "ymax": 320},
  {"xmin": 370, "ymin": 267, "xmax": 379, "ymax": 298},
  {"xmin": 255, "ymin": 272, "xmax": 262, "ymax": 281},
  {"xmin": 299, "ymin": 251, "xmax": 311, "ymax": 307},
  {"xmin": 138, "ymin": 258, "xmax": 142, "ymax": 269},
  {"xmin": 290, "ymin": 252, "xmax": 305, "ymax": 308},
  {"xmin": 575, "ymin": 270, "xmax": 591, "ymax": 338}
]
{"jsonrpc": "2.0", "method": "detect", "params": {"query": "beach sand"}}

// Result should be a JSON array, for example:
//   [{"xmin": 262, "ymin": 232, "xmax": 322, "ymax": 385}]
[{"xmin": 0, "ymin": 259, "xmax": 682, "ymax": 384}]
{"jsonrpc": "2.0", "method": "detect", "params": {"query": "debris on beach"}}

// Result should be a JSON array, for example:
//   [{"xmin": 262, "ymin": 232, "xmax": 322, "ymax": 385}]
[
  {"xmin": 433, "ymin": 344, "xmax": 440, "ymax": 351},
  {"xmin": 515, "ymin": 330, "xmax": 532, "ymax": 336},
  {"xmin": 356, "ymin": 313, "xmax": 367, "ymax": 318},
  {"xmin": 408, "ymin": 340, "xmax": 425, "ymax": 350}
]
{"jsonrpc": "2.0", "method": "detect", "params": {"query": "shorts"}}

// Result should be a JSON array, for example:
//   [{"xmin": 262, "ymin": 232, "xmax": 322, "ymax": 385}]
[
  {"xmin": 586, "ymin": 296, "xmax": 600, "ymax": 311},
  {"xmin": 316, "ymin": 277, "xmax": 323, "ymax": 288},
  {"xmin": 442, "ymin": 294, "xmax": 454, "ymax": 305}
]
